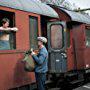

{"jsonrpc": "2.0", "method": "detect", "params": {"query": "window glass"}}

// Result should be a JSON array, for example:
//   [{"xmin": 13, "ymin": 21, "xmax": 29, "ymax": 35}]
[
  {"xmin": 86, "ymin": 29, "xmax": 90, "ymax": 46},
  {"xmin": 51, "ymin": 25, "xmax": 63, "ymax": 49},
  {"xmin": 29, "ymin": 16, "xmax": 38, "ymax": 50}
]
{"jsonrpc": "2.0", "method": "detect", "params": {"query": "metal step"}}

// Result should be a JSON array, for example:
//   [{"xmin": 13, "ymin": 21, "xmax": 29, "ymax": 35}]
[
  {"xmin": 66, "ymin": 73, "xmax": 78, "ymax": 77},
  {"xmin": 70, "ymin": 79, "xmax": 84, "ymax": 85},
  {"xmin": 48, "ymin": 88, "xmax": 60, "ymax": 90},
  {"xmin": 45, "ymin": 80, "xmax": 53, "ymax": 85}
]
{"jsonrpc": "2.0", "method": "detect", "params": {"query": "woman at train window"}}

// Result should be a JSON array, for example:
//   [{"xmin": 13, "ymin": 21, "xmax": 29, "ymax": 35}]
[{"xmin": 0, "ymin": 18, "xmax": 18, "ymax": 50}]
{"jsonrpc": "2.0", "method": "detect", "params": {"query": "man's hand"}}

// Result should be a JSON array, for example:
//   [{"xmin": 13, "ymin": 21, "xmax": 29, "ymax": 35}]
[
  {"xmin": 31, "ymin": 51, "xmax": 36, "ymax": 55},
  {"xmin": 31, "ymin": 48, "xmax": 36, "ymax": 55},
  {"xmin": 31, "ymin": 48, "xmax": 33, "ymax": 52},
  {"xmin": 10, "ymin": 27, "xmax": 18, "ymax": 31}
]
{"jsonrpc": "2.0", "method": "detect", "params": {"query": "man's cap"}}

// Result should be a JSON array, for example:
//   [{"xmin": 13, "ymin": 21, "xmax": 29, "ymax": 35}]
[{"xmin": 37, "ymin": 37, "xmax": 47, "ymax": 43}]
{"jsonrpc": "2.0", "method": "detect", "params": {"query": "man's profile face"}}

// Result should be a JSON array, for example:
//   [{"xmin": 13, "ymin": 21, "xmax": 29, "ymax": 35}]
[
  {"xmin": 3, "ymin": 21, "xmax": 9, "ymax": 28},
  {"xmin": 38, "ymin": 40, "xmax": 43, "ymax": 47}
]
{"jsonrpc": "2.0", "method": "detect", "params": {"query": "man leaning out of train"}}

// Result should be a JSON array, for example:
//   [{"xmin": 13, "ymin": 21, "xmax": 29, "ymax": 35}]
[
  {"xmin": 31, "ymin": 37, "xmax": 48, "ymax": 90},
  {"xmin": 0, "ymin": 18, "xmax": 18, "ymax": 50}
]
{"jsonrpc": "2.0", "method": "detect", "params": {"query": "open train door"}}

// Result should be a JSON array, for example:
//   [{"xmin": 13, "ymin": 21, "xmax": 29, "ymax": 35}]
[{"xmin": 47, "ymin": 21, "xmax": 67, "ymax": 73}]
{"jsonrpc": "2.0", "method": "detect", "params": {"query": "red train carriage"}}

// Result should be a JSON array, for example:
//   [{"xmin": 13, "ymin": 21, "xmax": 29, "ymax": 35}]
[
  {"xmin": 48, "ymin": 5, "xmax": 90, "ymax": 71},
  {"xmin": 46, "ymin": 5, "xmax": 90, "ymax": 86},
  {"xmin": 0, "ymin": 0, "xmax": 90, "ymax": 90},
  {"xmin": 0, "ymin": 0, "xmax": 58, "ymax": 90}
]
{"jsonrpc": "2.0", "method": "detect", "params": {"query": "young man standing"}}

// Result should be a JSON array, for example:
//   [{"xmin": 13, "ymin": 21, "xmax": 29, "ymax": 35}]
[{"xmin": 31, "ymin": 37, "xmax": 48, "ymax": 90}]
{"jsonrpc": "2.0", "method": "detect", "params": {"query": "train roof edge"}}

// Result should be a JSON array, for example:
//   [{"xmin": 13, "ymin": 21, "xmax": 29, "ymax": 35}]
[
  {"xmin": 49, "ymin": 4, "xmax": 90, "ymax": 24},
  {"xmin": 0, "ymin": 0, "xmax": 59, "ymax": 18},
  {"xmin": 60, "ymin": 7, "xmax": 90, "ymax": 24}
]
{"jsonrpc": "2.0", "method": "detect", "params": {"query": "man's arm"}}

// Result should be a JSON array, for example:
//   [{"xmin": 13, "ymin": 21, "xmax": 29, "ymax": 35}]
[
  {"xmin": 32, "ymin": 53, "xmax": 46, "ymax": 65},
  {"xmin": 10, "ymin": 27, "xmax": 18, "ymax": 31},
  {"xmin": 0, "ymin": 27, "xmax": 18, "ymax": 31}
]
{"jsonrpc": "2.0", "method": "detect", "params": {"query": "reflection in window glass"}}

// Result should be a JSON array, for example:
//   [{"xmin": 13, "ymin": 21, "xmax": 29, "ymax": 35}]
[
  {"xmin": 86, "ymin": 29, "xmax": 90, "ymax": 46},
  {"xmin": 51, "ymin": 25, "xmax": 63, "ymax": 49}
]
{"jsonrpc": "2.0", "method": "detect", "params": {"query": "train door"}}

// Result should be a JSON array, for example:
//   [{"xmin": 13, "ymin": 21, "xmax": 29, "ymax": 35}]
[{"xmin": 47, "ymin": 22, "xmax": 67, "ymax": 73}]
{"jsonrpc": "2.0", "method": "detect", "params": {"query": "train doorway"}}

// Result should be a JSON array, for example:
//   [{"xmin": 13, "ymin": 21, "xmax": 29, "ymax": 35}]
[
  {"xmin": 41, "ymin": 16, "xmax": 67, "ymax": 73},
  {"xmin": 47, "ymin": 21, "xmax": 67, "ymax": 73}
]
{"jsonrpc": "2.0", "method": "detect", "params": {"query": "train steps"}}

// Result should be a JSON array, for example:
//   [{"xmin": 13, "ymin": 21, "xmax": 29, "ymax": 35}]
[
  {"xmin": 48, "ymin": 88, "xmax": 60, "ymax": 90},
  {"xmin": 70, "ymin": 79, "xmax": 84, "ymax": 85}
]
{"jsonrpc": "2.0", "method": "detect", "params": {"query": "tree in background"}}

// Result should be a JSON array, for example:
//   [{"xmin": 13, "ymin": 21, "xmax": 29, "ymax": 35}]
[
  {"xmin": 40, "ymin": 0, "xmax": 78, "ymax": 10},
  {"xmin": 37, "ymin": 0, "xmax": 90, "ymax": 14},
  {"xmin": 40, "ymin": 0, "xmax": 64, "ymax": 5}
]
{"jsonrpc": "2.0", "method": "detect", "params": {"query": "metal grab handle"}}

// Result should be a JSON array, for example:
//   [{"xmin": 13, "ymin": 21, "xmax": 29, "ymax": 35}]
[{"xmin": 61, "ymin": 53, "xmax": 67, "ymax": 58}]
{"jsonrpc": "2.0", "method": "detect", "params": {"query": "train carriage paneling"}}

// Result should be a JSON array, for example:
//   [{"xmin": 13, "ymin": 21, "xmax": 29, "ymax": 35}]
[{"xmin": 0, "ymin": 1, "xmax": 58, "ymax": 90}]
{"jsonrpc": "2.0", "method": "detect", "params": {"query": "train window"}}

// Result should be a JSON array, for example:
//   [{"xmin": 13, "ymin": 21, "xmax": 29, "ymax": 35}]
[
  {"xmin": 50, "ymin": 25, "xmax": 63, "ymax": 49},
  {"xmin": 85, "ymin": 29, "xmax": 90, "ymax": 47},
  {"xmin": 29, "ymin": 16, "xmax": 38, "ymax": 50},
  {"xmin": 0, "ymin": 10, "xmax": 16, "ymax": 50}
]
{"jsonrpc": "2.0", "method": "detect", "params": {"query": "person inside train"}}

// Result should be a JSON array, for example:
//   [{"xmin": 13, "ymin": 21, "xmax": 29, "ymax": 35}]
[
  {"xmin": 0, "ymin": 18, "xmax": 18, "ymax": 50},
  {"xmin": 31, "ymin": 37, "xmax": 48, "ymax": 90}
]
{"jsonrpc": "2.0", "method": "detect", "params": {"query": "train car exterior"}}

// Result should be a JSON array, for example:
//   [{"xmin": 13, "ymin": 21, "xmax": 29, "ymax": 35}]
[
  {"xmin": 46, "ymin": 5, "xmax": 90, "ymax": 87},
  {"xmin": 0, "ymin": 0, "xmax": 58, "ymax": 90},
  {"xmin": 0, "ymin": 0, "xmax": 90, "ymax": 90}
]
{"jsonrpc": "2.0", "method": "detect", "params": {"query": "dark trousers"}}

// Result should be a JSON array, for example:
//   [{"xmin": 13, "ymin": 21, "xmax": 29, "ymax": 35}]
[{"xmin": 35, "ymin": 73, "xmax": 46, "ymax": 90}]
